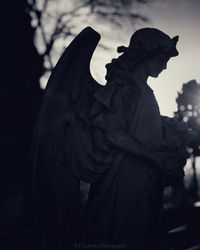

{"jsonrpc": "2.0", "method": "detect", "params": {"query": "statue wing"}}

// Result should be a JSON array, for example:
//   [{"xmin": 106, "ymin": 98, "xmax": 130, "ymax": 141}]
[
  {"xmin": 31, "ymin": 27, "xmax": 106, "ymax": 248},
  {"xmin": 31, "ymin": 26, "xmax": 107, "ymax": 199}
]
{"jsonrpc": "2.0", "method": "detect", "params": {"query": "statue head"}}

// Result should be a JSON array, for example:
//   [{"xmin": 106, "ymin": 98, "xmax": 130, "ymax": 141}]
[
  {"xmin": 117, "ymin": 27, "xmax": 179, "ymax": 77},
  {"xmin": 118, "ymin": 28, "xmax": 178, "ymax": 56},
  {"xmin": 105, "ymin": 28, "xmax": 179, "ymax": 83}
]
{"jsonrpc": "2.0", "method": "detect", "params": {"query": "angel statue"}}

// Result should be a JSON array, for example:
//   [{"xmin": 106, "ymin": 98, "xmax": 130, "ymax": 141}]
[{"xmin": 31, "ymin": 27, "xmax": 194, "ymax": 250}]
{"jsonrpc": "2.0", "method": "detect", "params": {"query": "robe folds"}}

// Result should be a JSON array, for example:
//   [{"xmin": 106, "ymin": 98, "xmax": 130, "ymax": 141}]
[{"xmin": 80, "ymin": 79, "xmax": 165, "ymax": 250}]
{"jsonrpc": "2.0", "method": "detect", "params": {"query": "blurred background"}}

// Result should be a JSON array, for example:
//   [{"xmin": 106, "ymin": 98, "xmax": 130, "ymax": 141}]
[{"xmin": 0, "ymin": 0, "xmax": 200, "ymax": 249}]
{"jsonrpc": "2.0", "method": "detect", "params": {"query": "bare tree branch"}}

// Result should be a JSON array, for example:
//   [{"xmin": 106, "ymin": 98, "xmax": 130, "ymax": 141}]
[{"xmin": 27, "ymin": 0, "xmax": 151, "ymax": 81}]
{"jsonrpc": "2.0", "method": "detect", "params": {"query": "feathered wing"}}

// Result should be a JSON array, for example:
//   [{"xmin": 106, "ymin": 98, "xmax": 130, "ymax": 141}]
[
  {"xmin": 31, "ymin": 26, "xmax": 103, "ymax": 248},
  {"xmin": 32, "ymin": 26, "xmax": 102, "ymax": 185}
]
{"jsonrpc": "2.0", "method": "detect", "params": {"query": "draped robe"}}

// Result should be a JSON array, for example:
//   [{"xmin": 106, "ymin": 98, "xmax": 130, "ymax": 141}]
[{"xmin": 80, "ymin": 77, "xmax": 165, "ymax": 250}]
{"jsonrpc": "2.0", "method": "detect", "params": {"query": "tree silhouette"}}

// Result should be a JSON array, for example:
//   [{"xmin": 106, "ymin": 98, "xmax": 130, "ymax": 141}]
[
  {"xmin": 175, "ymin": 80, "xmax": 200, "ymax": 156},
  {"xmin": 27, "ymin": 0, "xmax": 151, "ymax": 87},
  {"xmin": 175, "ymin": 79, "xmax": 200, "ymax": 201}
]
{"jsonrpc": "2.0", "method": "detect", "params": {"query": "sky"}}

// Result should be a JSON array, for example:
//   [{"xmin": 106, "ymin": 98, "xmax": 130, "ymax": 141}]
[{"xmin": 89, "ymin": 0, "xmax": 200, "ymax": 117}]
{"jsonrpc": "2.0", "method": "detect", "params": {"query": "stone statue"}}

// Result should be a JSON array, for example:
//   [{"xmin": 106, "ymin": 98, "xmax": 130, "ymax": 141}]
[{"xmin": 31, "ymin": 27, "xmax": 194, "ymax": 250}]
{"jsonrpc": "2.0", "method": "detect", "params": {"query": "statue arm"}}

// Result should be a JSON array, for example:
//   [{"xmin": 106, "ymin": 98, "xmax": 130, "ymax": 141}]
[
  {"xmin": 106, "ymin": 128, "xmax": 162, "ymax": 166},
  {"xmin": 95, "ymin": 84, "xmax": 162, "ymax": 166},
  {"xmin": 93, "ymin": 84, "xmax": 163, "ymax": 166}
]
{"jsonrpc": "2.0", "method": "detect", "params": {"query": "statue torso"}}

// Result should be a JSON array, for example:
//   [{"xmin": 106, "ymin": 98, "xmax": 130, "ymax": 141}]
[{"xmin": 124, "ymin": 82, "xmax": 163, "ymax": 147}]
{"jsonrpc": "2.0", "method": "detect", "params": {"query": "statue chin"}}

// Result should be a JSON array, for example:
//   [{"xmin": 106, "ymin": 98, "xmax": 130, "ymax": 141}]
[
  {"xmin": 150, "ymin": 69, "xmax": 164, "ymax": 78},
  {"xmin": 150, "ymin": 72, "xmax": 160, "ymax": 78}
]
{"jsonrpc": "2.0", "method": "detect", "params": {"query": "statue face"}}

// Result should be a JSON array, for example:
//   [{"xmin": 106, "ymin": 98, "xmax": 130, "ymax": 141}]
[{"xmin": 145, "ymin": 53, "xmax": 170, "ymax": 78}]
